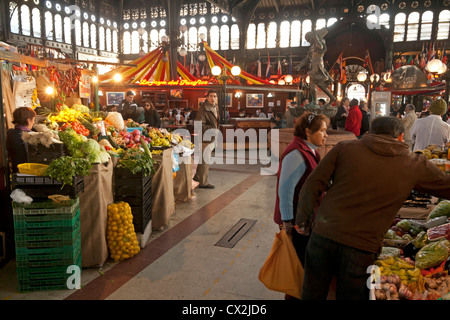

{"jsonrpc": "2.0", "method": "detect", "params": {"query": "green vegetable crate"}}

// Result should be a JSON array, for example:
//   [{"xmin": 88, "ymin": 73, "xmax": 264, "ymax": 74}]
[
  {"xmin": 114, "ymin": 168, "xmax": 152, "ymax": 233},
  {"xmin": 12, "ymin": 197, "xmax": 82, "ymax": 293},
  {"xmin": 12, "ymin": 174, "xmax": 84, "ymax": 199}
]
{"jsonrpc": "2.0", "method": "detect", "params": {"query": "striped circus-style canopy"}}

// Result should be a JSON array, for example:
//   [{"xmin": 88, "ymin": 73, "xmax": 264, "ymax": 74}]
[
  {"xmin": 202, "ymin": 42, "xmax": 271, "ymax": 85},
  {"xmin": 98, "ymin": 46, "xmax": 197, "ymax": 84}
]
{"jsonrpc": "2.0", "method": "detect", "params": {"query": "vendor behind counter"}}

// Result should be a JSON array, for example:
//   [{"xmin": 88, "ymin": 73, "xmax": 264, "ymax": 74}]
[{"xmin": 6, "ymin": 107, "xmax": 36, "ymax": 172}]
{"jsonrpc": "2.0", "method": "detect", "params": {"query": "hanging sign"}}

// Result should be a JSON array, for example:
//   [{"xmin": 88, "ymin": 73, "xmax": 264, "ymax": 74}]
[
  {"xmin": 138, "ymin": 79, "xmax": 209, "ymax": 87},
  {"xmin": 79, "ymin": 73, "xmax": 91, "ymax": 99}
]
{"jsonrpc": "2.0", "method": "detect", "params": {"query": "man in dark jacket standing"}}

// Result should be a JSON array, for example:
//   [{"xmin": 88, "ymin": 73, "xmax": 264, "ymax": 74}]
[
  {"xmin": 332, "ymin": 97, "xmax": 349, "ymax": 130},
  {"xmin": 118, "ymin": 91, "xmax": 141, "ymax": 122},
  {"xmin": 295, "ymin": 116, "xmax": 450, "ymax": 300},
  {"xmin": 193, "ymin": 90, "xmax": 219, "ymax": 189},
  {"xmin": 359, "ymin": 102, "xmax": 370, "ymax": 138}
]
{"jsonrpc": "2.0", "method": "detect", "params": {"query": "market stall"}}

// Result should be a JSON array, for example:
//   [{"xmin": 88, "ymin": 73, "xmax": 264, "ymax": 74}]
[{"xmin": 371, "ymin": 145, "xmax": 450, "ymax": 300}]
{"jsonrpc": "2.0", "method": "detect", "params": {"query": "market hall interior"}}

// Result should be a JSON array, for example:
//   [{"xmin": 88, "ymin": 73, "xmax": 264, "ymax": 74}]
[{"xmin": 0, "ymin": 156, "xmax": 289, "ymax": 300}]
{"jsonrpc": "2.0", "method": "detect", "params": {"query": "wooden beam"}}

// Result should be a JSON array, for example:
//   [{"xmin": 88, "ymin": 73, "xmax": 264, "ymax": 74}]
[
  {"xmin": 0, "ymin": 50, "xmax": 72, "ymax": 70},
  {"xmin": 46, "ymin": 58, "xmax": 137, "ymax": 67}
]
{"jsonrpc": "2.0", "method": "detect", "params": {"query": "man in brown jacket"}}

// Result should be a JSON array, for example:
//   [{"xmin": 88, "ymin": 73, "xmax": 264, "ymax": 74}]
[
  {"xmin": 194, "ymin": 90, "xmax": 219, "ymax": 189},
  {"xmin": 295, "ymin": 116, "xmax": 450, "ymax": 300}
]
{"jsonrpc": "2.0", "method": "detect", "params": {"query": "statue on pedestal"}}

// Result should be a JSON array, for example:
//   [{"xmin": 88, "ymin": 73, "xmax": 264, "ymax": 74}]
[{"xmin": 297, "ymin": 28, "xmax": 337, "ymax": 104}]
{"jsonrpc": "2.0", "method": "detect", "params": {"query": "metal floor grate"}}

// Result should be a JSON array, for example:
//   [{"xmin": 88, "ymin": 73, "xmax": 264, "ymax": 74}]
[{"xmin": 215, "ymin": 218, "xmax": 256, "ymax": 248}]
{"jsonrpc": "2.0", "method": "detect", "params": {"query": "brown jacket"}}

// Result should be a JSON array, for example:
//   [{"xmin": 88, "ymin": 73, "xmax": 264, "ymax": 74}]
[
  {"xmin": 195, "ymin": 100, "xmax": 219, "ymax": 139},
  {"xmin": 296, "ymin": 133, "xmax": 450, "ymax": 253}
]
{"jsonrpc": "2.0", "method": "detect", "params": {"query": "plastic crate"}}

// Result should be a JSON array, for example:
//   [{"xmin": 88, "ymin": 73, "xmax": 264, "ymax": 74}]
[
  {"xmin": 13, "ymin": 179, "xmax": 84, "ymax": 199},
  {"xmin": 13, "ymin": 210, "xmax": 80, "ymax": 231},
  {"xmin": 130, "ymin": 199, "xmax": 152, "ymax": 233},
  {"xmin": 16, "ymin": 253, "xmax": 81, "ymax": 278},
  {"xmin": 13, "ymin": 197, "xmax": 79, "ymax": 216},
  {"xmin": 114, "ymin": 186, "xmax": 151, "ymax": 206},
  {"xmin": 14, "ymin": 222, "xmax": 80, "ymax": 249},
  {"xmin": 15, "ymin": 237, "xmax": 81, "ymax": 263},
  {"xmin": 27, "ymin": 143, "xmax": 66, "ymax": 165},
  {"xmin": 12, "ymin": 197, "xmax": 78, "ymax": 210},
  {"xmin": 114, "ymin": 167, "xmax": 152, "ymax": 183}
]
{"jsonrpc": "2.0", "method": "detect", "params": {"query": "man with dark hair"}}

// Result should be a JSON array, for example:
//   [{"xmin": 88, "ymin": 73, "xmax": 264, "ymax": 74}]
[
  {"xmin": 295, "ymin": 116, "xmax": 450, "ymax": 300},
  {"xmin": 194, "ymin": 90, "xmax": 219, "ymax": 189},
  {"xmin": 118, "ymin": 90, "xmax": 141, "ymax": 122}
]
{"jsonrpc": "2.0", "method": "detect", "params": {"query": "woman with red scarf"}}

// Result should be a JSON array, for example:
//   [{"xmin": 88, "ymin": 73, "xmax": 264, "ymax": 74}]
[{"xmin": 274, "ymin": 112, "xmax": 329, "ymax": 273}]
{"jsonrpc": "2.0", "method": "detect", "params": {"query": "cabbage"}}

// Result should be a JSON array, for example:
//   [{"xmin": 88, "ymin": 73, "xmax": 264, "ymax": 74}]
[
  {"xmin": 428, "ymin": 200, "xmax": 450, "ymax": 220},
  {"xmin": 82, "ymin": 139, "xmax": 101, "ymax": 155},
  {"xmin": 99, "ymin": 150, "xmax": 111, "ymax": 163},
  {"xmin": 87, "ymin": 153, "xmax": 102, "ymax": 164},
  {"xmin": 72, "ymin": 149, "xmax": 85, "ymax": 158},
  {"xmin": 396, "ymin": 219, "xmax": 411, "ymax": 231}
]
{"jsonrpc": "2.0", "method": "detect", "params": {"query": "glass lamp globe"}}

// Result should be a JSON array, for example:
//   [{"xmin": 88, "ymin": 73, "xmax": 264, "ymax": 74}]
[
  {"xmin": 114, "ymin": 74, "xmax": 122, "ymax": 82},
  {"xmin": 231, "ymin": 66, "xmax": 241, "ymax": 76},
  {"xmin": 278, "ymin": 79, "xmax": 286, "ymax": 85},
  {"xmin": 357, "ymin": 72, "xmax": 367, "ymax": 82},
  {"xmin": 437, "ymin": 63, "xmax": 448, "ymax": 75},
  {"xmin": 161, "ymin": 35, "xmax": 168, "ymax": 42},
  {"xmin": 211, "ymin": 66, "xmax": 222, "ymax": 76},
  {"xmin": 199, "ymin": 33, "xmax": 206, "ymax": 41},
  {"xmin": 179, "ymin": 47, "xmax": 187, "ymax": 57},
  {"xmin": 198, "ymin": 53, "xmax": 206, "ymax": 62},
  {"xmin": 285, "ymin": 74, "xmax": 293, "ymax": 83},
  {"xmin": 426, "ymin": 59, "xmax": 443, "ymax": 73}
]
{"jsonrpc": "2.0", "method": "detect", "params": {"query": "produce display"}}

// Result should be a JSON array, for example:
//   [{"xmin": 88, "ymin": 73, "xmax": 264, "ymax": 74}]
[
  {"xmin": 377, "ymin": 209, "xmax": 450, "ymax": 300},
  {"xmin": 415, "ymin": 143, "xmax": 450, "ymax": 160}
]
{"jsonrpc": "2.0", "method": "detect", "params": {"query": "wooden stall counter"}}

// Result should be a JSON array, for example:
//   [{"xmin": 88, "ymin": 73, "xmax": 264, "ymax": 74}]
[
  {"xmin": 220, "ymin": 117, "xmax": 273, "ymax": 150},
  {"xmin": 269, "ymin": 128, "xmax": 357, "ymax": 160}
]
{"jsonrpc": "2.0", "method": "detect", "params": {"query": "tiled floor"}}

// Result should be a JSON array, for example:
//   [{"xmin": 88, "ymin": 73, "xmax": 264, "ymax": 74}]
[{"xmin": 0, "ymin": 153, "xmax": 285, "ymax": 300}]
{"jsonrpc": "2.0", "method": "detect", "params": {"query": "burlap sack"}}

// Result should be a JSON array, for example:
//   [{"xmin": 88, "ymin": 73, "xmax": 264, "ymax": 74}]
[{"xmin": 79, "ymin": 160, "xmax": 114, "ymax": 268}]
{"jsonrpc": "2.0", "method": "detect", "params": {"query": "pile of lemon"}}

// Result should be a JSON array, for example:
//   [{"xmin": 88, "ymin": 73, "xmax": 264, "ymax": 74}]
[
  {"xmin": 106, "ymin": 202, "xmax": 140, "ymax": 262},
  {"xmin": 49, "ymin": 108, "xmax": 82, "ymax": 123}
]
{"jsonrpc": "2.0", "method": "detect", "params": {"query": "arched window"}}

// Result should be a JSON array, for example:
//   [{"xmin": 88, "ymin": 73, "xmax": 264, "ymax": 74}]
[
  {"xmin": 246, "ymin": 23, "xmax": 256, "ymax": 49},
  {"xmin": 106, "ymin": 28, "xmax": 112, "ymax": 51},
  {"xmin": 220, "ymin": 25, "xmax": 229, "ymax": 50},
  {"xmin": 123, "ymin": 31, "xmax": 131, "ymax": 54},
  {"xmin": 113, "ymin": 30, "xmax": 118, "ymax": 53},
  {"xmin": 189, "ymin": 27, "xmax": 197, "ymax": 51},
  {"xmin": 256, "ymin": 23, "xmax": 266, "ymax": 49},
  {"xmin": 230, "ymin": 24, "xmax": 239, "ymax": 50},
  {"xmin": 45, "ymin": 11, "xmax": 53, "ymax": 40},
  {"xmin": 150, "ymin": 29, "xmax": 159, "ymax": 51},
  {"xmin": 406, "ymin": 12, "xmax": 420, "ymax": 41},
  {"xmin": 142, "ymin": 31, "xmax": 148, "ymax": 52},
  {"xmin": 301, "ymin": 20, "xmax": 312, "ymax": 46},
  {"xmin": 210, "ymin": 25, "xmax": 219, "ymax": 50},
  {"xmin": 54, "ymin": 14, "xmax": 63, "ymax": 42},
  {"xmin": 198, "ymin": 26, "xmax": 208, "ymax": 42},
  {"xmin": 327, "ymin": 18, "xmax": 338, "ymax": 27},
  {"xmin": 90, "ymin": 24, "xmax": 97, "ymax": 49},
  {"xmin": 380, "ymin": 13, "xmax": 390, "ymax": 29},
  {"xmin": 74, "ymin": 19, "xmax": 81, "ymax": 46},
  {"xmin": 32, "ymin": 7, "xmax": 41, "ymax": 38},
  {"xmin": 279, "ymin": 21, "xmax": 290, "ymax": 48},
  {"xmin": 160, "ymin": 29, "xmax": 167, "ymax": 42},
  {"xmin": 290, "ymin": 20, "xmax": 301, "ymax": 47},
  {"xmin": 10, "ymin": 2, "xmax": 19, "ymax": 34},
  {"xmin": 99, "ymin": 27, "xmax": 105, "ymax": 50},
  {"xmin": 63, "ymin": 17, "xmax": 71, "ymax": 43},
  {"xmin": 20, "ymin": 5, "xmax": 31, "ymax": 36},
  {"xmin": 393, "ymin": 13, "xmax": 406, "ymax": 42},
  {"xmin": 131, "ymin": 30, "xmax": 139, "ymax": 54},
  {"xmin": 83, "ymin": 22, "xmax": 89, "ymax": 47},
  {"xmin": 420, "ymin": 11, "xmax": 433, "ymax": 40},
  {"xmin": 315, "ymin": 18, "xmax": 326, "ymax": 30},
  {"xmin": 437, "ymin": 10, "xmax": 450, "ymax": 40},
  {"xmin": 266, "ymin": 22, "xmax": 277, "ymax": 48}
]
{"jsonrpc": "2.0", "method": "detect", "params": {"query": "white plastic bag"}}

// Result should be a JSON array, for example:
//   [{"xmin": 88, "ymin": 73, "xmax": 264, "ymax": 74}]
[{"xmin": 10, "ymin": 189, "xmax": 33, "ymax": 204}]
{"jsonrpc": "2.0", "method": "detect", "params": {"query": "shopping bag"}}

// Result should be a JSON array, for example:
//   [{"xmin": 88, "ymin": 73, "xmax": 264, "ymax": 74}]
[{"xmin": 258, "ymin": 229, "xmax": 304, "ymax": 298}]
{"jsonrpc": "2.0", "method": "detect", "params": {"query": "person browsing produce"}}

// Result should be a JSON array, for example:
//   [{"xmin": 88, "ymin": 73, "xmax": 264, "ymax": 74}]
[
  {"xmin": 273, "ymin": 112, "xmax": 329, "ymax": 299},
  {"xmin": 295, "ymin": 116, "xmax": 450, "ymax": 300},
  {"xmin": 118, "ymin": 91, "xmax": 140, "ymax": 123}
]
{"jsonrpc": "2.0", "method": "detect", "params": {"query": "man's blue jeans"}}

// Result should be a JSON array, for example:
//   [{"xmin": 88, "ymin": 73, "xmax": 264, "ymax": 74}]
[{"xmin": 301, "ymin": 232, "xmax": 378, "ymax": 300}]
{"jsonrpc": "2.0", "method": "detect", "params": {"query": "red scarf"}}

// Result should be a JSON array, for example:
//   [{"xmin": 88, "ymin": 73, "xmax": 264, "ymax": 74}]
[{"xmin": 273, "ymin": 136, "xmax": 321, "ymax": 225}]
